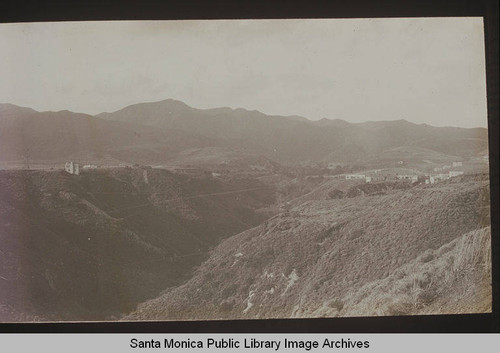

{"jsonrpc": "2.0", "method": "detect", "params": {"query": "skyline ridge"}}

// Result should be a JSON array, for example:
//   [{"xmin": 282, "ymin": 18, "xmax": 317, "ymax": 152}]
[
  {"xmin": 0, "ymin": 99, "xmax": 488, "ymax": 130},
  {"xmin": 0, "ymin": 20, "xmax": 487, "ymax": 129}
]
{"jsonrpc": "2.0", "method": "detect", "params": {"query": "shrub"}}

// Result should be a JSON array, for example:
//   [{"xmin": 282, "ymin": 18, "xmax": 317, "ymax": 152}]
[
  {"xmin": 419, "ymin": 250, "xmax": 435, "ymax": 263},
  {"xmin": 387, "ymin": 298, "xmax": 414, "ymax": 316},
  {"xmin": 416, "ymin": 288, "xmax": 437, "ymax": 306},
  {"xmin": 328, "ymin": 189, "xmax": 344, "ymax": 199}
]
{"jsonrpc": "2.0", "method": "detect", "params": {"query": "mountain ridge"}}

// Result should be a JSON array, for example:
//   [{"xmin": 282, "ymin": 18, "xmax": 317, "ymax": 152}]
[
  {"xmin": 0, "ymin": 100, "xmax": 488, "ymax": 167},
  {"xmin": 94, "ymin": 99, "xmax": 489, "ymax": 163}
]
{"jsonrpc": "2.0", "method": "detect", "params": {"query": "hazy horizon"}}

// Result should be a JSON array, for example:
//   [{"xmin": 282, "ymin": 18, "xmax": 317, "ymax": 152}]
[
  {"xmin": 1, "ymin": 18, "xmax": 488, "ymax": 128},
  {"xmin": 1, "ymin": 97, "xmax": 489, "ymax": 130}
]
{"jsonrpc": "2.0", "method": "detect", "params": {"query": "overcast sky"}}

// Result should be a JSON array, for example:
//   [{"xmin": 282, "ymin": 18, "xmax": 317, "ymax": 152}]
[{"xmin": 0, "ymin": 18, "xmax": 487, "ymax": 128}]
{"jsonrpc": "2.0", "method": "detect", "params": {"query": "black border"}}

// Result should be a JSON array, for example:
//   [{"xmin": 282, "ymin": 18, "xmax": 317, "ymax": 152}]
[
  {"xmin": 0, "ymin": 314, "xmax": 495, "ymax": 333},
  {"xmin": 0, "ymin": 0, "xmax": 498, "ymax": 333},
  {"xmin": 0, "ymin": 0, "xmax": 494, "ymax": 22}
]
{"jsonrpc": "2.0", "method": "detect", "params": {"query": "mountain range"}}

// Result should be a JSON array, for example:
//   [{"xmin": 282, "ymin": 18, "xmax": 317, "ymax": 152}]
[{"xmin": 0, "ymin": 99, "xmax": 488, "ymax": 167}]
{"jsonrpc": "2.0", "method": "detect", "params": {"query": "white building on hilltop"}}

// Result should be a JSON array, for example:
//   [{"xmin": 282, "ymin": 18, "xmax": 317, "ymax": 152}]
[{"xmin": 64, "ymin": 161, "xmax": 80, "ymax": 175}]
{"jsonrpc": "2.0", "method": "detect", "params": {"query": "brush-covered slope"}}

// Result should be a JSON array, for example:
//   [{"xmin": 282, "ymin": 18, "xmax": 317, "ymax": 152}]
[
  {"xmin": 98, "ymin": 99, "xmax": 488, "ymax": 163},
  {"xmin": 126, "ymin": 175, "xmax": 490, "ymax": 320},
  {"xmin": 336, "ymin": 226, "xmax": 491, "ymax": 317},
  {"xmin": 363, "ymin": 146, "xmax": 464, "ymax": 170},
  {"xmin": 0, "ymin": 168, "xmax": 275, "ymax": 321},
  {"xmin": 165, "ymin": 146, "xmax": 286, "ymax": 173}
]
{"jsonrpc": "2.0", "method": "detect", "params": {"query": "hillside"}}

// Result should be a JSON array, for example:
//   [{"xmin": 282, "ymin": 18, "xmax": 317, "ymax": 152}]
[
  {"xmin": 0, "ymin": 104, "xmax": 221, "ymax": 165},
  {"xmin": 126, "ymin": 175, "xmax": 491, "ymax": 320},
  {"xmin": 361, "ymin": 146, "xmax": 463, "ymax": 171},
  {"xmin": 97, "ymin": 99, "xmax": 488, "ymax": 164},
  {"xmin": 0, "ymin": 168, "xmax": 275, "ymax": 321},
  {"xmin": 1, "ymin": 101, "xmax": 488, "ymax": 169},
  {"xmin": 164, "ymin": 146, "xmax": 286, "ymax": 173},
  {"xmin": 336, "ymin": 226, "xmax": 491, "ymax": 317}
]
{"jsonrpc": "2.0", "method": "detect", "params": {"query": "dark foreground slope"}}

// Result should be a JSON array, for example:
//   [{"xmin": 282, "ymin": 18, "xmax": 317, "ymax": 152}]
[
  {"xmin": 0, "ymin": 168, "xmax": 274, "ymax": 321},
  {"xmin": 127, "ymin": 175, "xmax": 491, "ymax": 320}
]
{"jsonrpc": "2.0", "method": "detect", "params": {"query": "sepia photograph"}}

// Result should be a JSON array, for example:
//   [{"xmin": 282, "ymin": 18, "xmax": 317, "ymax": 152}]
[{"xmin": 0, "ymin": 18, "xmax": 492, "ymax": 323}]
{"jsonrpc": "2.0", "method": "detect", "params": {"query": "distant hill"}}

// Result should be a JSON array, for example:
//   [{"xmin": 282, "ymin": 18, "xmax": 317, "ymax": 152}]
[
  {"xmin": 0, "ymin": 103, "xmax": 220, "ymax": 165},
  {"xmin": 98, "ymin": 99, "xmax": 488, "ymax": 163},
  {"xmin": 0, "ymin": 101, "xmax": 488, "ymax": 167},
  {"xmin": 0, "ymin": 103, "xmax": 38, "ymax": 117},
  {"xmin": 126, "ymin": 176, "xmax": 491, "ymax": 320}
]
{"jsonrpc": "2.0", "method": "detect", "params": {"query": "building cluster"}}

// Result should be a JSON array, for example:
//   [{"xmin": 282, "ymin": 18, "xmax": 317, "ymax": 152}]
[
  {"xmin": 343, "ymin": 173, "xmax": 415, "ymax": 184},
  {"xmin": 427, "ymin": 161, "xmax": 465, "ymax": 184},
  {"xmin": 341, "ymin": 164, "xmax": 465, "ymax": 185},
  {"xmin": 434, "ymin": 161, "xmax": 462, "ymax": 172},
  {"xmin": 425, "ymin": 170, "xmax": 464, "ymax": 184}
]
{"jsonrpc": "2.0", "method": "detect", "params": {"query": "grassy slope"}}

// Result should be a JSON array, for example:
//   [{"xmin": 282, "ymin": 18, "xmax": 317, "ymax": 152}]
[
  {"xmin": 0, "ymin": 168, "xmax": 275, "ymax": 321},
  {"xmin": 334, "ymin": 227, "xmax": 491, "ymax": 317},
  {"xmin": 126, "ymin": 176, "xmax": 491, "ymax": 320}
]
